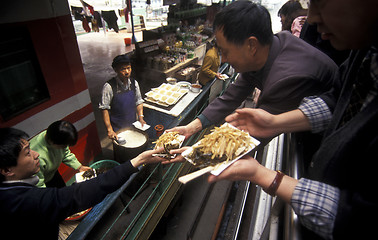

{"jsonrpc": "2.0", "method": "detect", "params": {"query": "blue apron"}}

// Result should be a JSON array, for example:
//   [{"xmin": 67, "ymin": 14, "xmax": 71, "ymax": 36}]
[{"xmin": 108, "ymin": 77, "xmax": 136, "ymax": 132}]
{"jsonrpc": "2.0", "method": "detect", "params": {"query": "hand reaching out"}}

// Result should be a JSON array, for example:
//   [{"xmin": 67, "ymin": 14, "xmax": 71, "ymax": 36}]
[
  {"xmin": 225, "ymin": 108, "xmax": 279, "ymax": 138},
  {"xmin": 160, "ymin": 147, "xmax": 189, "ymax": 164}
]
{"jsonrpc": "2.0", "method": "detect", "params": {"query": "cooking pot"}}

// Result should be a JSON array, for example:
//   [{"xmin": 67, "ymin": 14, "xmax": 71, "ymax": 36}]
[{"xmin": 113, "ymin": 127, "xmax": 149, "ymax": 163}]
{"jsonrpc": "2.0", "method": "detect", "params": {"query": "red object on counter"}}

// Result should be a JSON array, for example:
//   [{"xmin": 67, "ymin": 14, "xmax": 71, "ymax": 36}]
[
  {"xmin": 124, "ymin": 38, "xmax": 131, "ymax": 46},
  {"xmin": 154, "ymin": 124, "xmax": 164, "ymax": 137}
]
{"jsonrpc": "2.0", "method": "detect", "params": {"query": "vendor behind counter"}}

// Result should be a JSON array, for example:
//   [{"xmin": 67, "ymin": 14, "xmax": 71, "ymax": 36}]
[{"xmin": 198, "ymin": 39, "xmax": 222, "ymax": 86}]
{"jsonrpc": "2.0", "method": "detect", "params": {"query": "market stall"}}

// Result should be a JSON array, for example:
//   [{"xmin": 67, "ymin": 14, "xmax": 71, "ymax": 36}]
[
  {"xmin": 67, "ymin": 63, "xmax": 234, "ymax": 240},
  {"xmin": 133, "ymin": 22, "xmax": 211, "ymax": 94}
]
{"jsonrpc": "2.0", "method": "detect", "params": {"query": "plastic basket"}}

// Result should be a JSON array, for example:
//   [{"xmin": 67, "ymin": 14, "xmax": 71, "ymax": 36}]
[{"xmin": 90, "ymin": 159, "xmax": 120, "ymax": 170}]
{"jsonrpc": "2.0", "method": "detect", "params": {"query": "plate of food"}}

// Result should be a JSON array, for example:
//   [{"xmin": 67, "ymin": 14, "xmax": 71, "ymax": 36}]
[
  {"xmin": 176, "ymin": 81, "xmax": 191, "ymax": 88},
  {"xmin": 145, "ymin": 83, "xmax": 188, "ymax": 107},
  {"xmin": 219, "ymin": 74, "xmax": 229, "ymax": 81},
  {"xmin": 152, "ymin": 131, "xmax": 186, "ymax": 159},
  {"xmin": 179, "ymin": 123, "xmax": 260, "ymax": 184},
  {"xmin": 75, "ymin": 168, "xmax": 97, "ymax": 183}
]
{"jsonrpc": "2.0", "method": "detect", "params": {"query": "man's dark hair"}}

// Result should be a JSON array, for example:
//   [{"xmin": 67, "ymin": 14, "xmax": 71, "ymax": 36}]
[
  {"xmin": 0, "ymin": 128, "xmax": 29, "ymax": 181},
  {"xmin": 46, "ymin": 120, "xmax": 78, "ymax": 146},
  {"xmin": 213, "ymin": 1, "xmax": 273, "ymax": 46}
]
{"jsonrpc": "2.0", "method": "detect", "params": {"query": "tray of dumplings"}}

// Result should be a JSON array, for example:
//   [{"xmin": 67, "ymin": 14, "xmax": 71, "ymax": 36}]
[{"xmin": 145, "ymin": 83, "xmax": 189, "ymax": 107}]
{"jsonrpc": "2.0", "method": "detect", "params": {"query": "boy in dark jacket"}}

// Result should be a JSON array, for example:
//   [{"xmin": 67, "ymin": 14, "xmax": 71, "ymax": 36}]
[{"xmin": 0, "ymin": 127, "xmax": 163, "ymax": 239}]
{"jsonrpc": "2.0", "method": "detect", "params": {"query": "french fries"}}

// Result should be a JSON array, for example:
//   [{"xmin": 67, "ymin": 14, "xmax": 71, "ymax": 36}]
[
  {"xmin": 153, "ymin": 131, "xmax": 181, "ymax": 149},
  {"xmin": 153, "ymin": 131, "xmax": 185, "ymax": 158},
  {"xmin": 193, "ymin": 124, "xmax": 253, "ymax": 162},
  {"xmin": 185, "ymin": 123, "xmax": 257, "ymax": 167}
]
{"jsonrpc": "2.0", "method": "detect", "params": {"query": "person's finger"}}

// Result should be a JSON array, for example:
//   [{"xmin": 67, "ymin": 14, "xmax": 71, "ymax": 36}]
[{"xmin": 170, "ymin": 147, "xmax": 189, "ymax": 154}]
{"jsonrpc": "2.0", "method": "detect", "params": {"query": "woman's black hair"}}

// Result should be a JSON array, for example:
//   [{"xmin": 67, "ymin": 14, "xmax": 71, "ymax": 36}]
[
  {"xmin": 278, "ymin": 0, "xmax": 305, "ymax": 31},
  {"xmin": 45, "ymin": 120, "xmax": 78, "ymax": 146},
  {"xmin": 213, "ymin": 1, "xmax": 273, "ymax": 46},
  {"xmin": 0, "ymin": 128, "xmax": 29, "ymax": 181},
  {"xmin": 206, "ymin": 38, "xmax": 217, "ymax": 51}
]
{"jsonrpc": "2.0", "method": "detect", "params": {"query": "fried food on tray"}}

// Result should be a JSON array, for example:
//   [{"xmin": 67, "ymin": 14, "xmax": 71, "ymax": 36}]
[
  {"xmin": 154, "ymin": 131, "xmax": 180, "ymax": 149},
  {"xmin": 188, "ymin": 123, "xmax": 256, "ymax": 166},
  {"xmin": 82, "ymin": 169, "xmax": 96, "ymax": 180},
  {"xmin": 153, "ymin": 132, "xmax": 185, "ymax": 158}
]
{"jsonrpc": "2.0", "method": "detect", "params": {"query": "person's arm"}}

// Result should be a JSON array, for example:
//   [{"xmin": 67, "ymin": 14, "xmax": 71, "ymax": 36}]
[
  {"xmin": 291, "ymin": 178, "xmax": 339, "ymax": 239},
  {"xmin": 134, "ymin": 80, "xmax": 146, "ymax": 126},
  {"xmin": 61, "ymin": 147, "xmax": 91, "ymax": 172},
  {"xmin": 225, "ymin": 108, "xmax": 311, "ymax": 139},
  {"xmin": 207, "ymin": 156, "xmax": 298, "ymax": 202},
  {"xmin": 99, "ymin": 83, "xmax": 117, "ymax": 139},
  {"xmin": 42, "ymin": 148, "xmax": 166, "ymax": 222},
  {"xmin": 298, "ymin": 96, "xmax": 332, "ymax": 133},
  {"xmin": 207, "ymin": 156, "xmax": 338, "ymax": 239},
  {"xmin": 61, "ymin": 147, "xmax": 80, "ymax": 168},
  {"xmin": 136, "ymin": 104, "xmax": 146, "ymax": 126},
  {"xmin": 102, "ymin": 109, "xmax": 117, "ymax": 139},
  {"xmin": 201, "ymin": 73, "xmax": 255, "ymax": 124},
  {"xmin": 167, "ymin": 118, "xmax": 203, "ymax": 139},
  {"xmin": 130, "ymin": 147, "xmax": 164, "ymax": 167}
]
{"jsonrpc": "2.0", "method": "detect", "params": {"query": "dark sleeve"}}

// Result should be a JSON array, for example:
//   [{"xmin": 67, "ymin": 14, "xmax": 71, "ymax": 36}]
[
  {"xmin": 333, "ymin": 135, "xmax": 378, "ymax": 239},
  {"xmin": 201, "ymin": 74, "xmax": 254, "ymax": 124},
  {"xmin": 319, "ymin": 50, "xmax": 357, "ymax": 113},
  {"xmin": 318, "ymin": 64, "xmax": 345, "ymax": 113},
  {"xmin": 38, "ymin": 160, "xmax": 139, "ymax": 222}
]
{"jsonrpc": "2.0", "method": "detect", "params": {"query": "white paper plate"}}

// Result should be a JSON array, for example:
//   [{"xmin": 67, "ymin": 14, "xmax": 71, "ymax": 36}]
[
  {"xmin": 182, "ymin": 123, "xmax": 260, "ymax": 176},
  {"xmin": 176, "ymin": 81, "xmax": 191, "ymax": 88},
  {"xmin": 75, "ymin": 169, "xmax": 97, "ymax": 183},
  {"xmin": 132, "ymin": 121, "xmax": 151, "ymax": 131},
  {"xmin": 153, "ymin": 133, "xmax": 186, "ymax": 159},
  {"xmin": 219, "ymin": 74, "xmax": 229, "ymax": 81}
]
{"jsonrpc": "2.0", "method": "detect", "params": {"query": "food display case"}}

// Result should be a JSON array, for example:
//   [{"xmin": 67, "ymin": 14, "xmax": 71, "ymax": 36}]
[{"xmin": 134, "ymin": 24, "xmax": 210, "ymax": 95}]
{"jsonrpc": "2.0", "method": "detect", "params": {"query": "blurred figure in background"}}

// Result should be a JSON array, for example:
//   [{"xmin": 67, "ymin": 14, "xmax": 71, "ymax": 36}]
[
  {"xmin": 198, "ymin": 38, "xmax": 222, "ymax": 86},
  {"xmin": 278, "ymin": 0, "xmax": 308, "ymax": 37}
]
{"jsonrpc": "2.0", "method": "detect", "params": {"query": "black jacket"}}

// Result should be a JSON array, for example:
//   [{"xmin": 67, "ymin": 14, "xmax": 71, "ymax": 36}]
[
  {"xmin": 308, "ymin": 48, "xmax": 378, "ymax": 239},
  {"xmin": 0, "ymin": 161, "xmax": 138, "ymax": 239}
]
